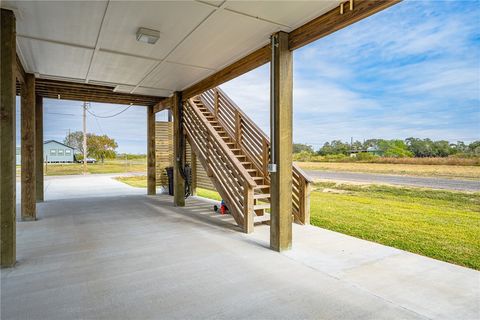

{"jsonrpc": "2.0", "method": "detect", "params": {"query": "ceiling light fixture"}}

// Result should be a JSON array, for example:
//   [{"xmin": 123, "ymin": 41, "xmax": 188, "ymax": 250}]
[{"xmin": 136, "ymin": 27, "xmax": 160, "ymax": 45}]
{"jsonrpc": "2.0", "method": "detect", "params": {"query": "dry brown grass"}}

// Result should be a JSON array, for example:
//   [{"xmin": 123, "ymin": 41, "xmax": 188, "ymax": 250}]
[{"xmin": 296, "ymin": 162, "xmax": 480, "ymax": 180}]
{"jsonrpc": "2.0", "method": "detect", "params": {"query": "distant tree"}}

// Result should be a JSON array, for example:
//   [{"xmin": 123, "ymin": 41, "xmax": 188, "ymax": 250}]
[
  {"xmin": 293, "ymin": 143, "xmax": 314, "ymax": 154},
  {"xmin": 406, "ymin": 137, "xmax": 435, "ymax": 157},
  {"xmin": 64, "ymin": 131, "xmax": 84, "ymax": 153},
  {"xmin": 351, "ymin": 140, "xmax": 363, "ymax": 151},
  {"xmin": 64, "ymin": 131, "xmax": 118, "ymax": 162},
  {"xmin": 318, "ymin": 140, "xmax": 350, "ymax": 156},
  {"xmin": 468, "ymin": 141, "xmax": 480, "ymax": 155},
  {"xmin": 87, "ymin": 134, "xmax": 118, "ymax": 163},
  {"xmin": 377, "ymin": 140, "xmax": 413, "ymax": 158}
]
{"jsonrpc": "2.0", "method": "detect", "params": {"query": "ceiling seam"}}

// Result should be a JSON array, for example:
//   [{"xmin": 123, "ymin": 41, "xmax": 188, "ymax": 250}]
[
  {"xmin": 16, "ymin": 35, "xmax": 95, "ymax": 50},
  {"xmin": 85, "ymin": 0, "xmax": 111, "ymax": 83},
  {"xmin": 130, "ymin": 0, "xmax": 229, "ymax": 94},
  {"xmin": 194, "ymin": 0, "xmax": 292, "ymax": 29}
]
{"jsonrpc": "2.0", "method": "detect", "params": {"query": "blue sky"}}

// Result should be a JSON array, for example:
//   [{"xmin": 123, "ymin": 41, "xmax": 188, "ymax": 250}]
[{"xmin": 16, "ymin": 0, "xmax": 480, "ymax": 153}]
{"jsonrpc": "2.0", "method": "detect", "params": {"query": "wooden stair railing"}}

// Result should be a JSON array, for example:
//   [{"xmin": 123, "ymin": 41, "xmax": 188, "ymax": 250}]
[
  {"xmin": 183, "ymin": 98, "xmax": 257, "ymax": 233},
  {"xmin": 198, "ymin": 87, "xmax": 313, "ymax": 224}
]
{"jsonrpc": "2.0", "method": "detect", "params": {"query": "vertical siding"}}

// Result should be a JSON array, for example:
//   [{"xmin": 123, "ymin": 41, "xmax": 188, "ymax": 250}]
[{"xmin": 155, "ymin": 121, "xmax": 215, "ymax": 191}]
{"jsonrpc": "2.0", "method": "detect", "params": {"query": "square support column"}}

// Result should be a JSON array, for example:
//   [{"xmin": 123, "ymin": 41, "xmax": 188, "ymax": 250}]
[
  {"xmin": 173, "ymin": 92, "xmax": 185, "ymax": 206},
  {"xmin": 21, "ymin": 73, "xmax": 36, "ymax": 221},
  {"xmin": 269, "ymin": 31, "xmax": 293, "ymax": 252},
  {"xmin": 1, "ymin": 9, "xmax": 17, "ymax": 267},
  {"xmin": 35, "ymin": 95, "xmax": 44, "ymax": 202},
  {"xmin": 147, "ymin": 105, "xmax": 156, "ymax": 195}
]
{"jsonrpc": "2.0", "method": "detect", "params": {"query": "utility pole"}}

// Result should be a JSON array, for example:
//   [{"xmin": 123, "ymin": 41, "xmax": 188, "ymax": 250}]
[{"xmin": 83, "ymin": 102, "xmax": 87, "ymax": 175}]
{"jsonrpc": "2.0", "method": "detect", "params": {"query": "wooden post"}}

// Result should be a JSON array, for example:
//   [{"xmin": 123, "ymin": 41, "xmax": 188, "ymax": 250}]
[
  {"xmin": 243, "ymin": 184, "xmax": 254, "ymax": 234},
  {"xmin": 173, "ymin": 92, "xmax": 185, "ymax": 206},
  {"xmin": 269, "ymin": 31, "xmax": 293, "ymax": 252},
  {"xmin": 1, "ymin": 9, "xmax": 17, "ymax": 267},
  {"xmin": 191, "ymin": 151, "xmax": 197, "ymax": 196},
  {"xmin": 21, "ymin": 74, "xmax": 36, "ymax": 221},
  {"xmin": 262, "ymin": 137, "xmax": 269, "ymax": 177},
  {"xmin": 302, "ymin": 180, "xmax": 311, "ymax": 225},
  {"xmin": 35, "ymin": 95, "xmax": 44, "ymax": 202},
  {"xmin": 147, "ymin": 105, "xmax": 156, "ymax": 195}
]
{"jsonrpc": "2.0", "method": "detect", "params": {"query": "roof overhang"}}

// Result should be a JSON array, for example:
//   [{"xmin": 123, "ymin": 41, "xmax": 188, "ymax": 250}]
[{"xmin": 4, "ymin": 0, "xmax": 400, "ymax": 106}]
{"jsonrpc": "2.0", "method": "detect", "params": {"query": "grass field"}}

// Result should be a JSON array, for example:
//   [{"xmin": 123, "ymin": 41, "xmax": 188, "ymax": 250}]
[
  {"xmin": 311, "ymin": 182, "xmax": 480, "ymax": 270},
  {"xmin": 17, "ymin": 159, "xmax": 146, "ymax": 176},
  {"xmin": 114, "ymin": 175, "xmax": 479, "ymax": 269},
  {"xmin": 296, "ymin": 161, "xmax": 480, "ymax": 180}
]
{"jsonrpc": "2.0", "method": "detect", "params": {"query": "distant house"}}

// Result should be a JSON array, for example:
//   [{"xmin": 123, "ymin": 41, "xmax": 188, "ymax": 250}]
[
  {"xmin": 44, "ymin": 140, "xmax": 75, "ymax": 163},
  {"xmin": 17, "ymin": 140, "xmax": 75, "ymax": 164},
  {"xmin": 350, "ymin": 146, "xmax": 383, "ymax": 157}
]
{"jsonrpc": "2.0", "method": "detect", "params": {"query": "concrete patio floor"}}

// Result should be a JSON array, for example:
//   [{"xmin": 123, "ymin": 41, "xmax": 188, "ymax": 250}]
[{"xmin": 2, "ymin": 175, "xmax": 479, "ymax": 319}]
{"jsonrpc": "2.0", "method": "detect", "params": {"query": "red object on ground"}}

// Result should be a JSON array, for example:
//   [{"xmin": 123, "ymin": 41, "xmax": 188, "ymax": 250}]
[{"xmin": 220, "ymin": 204, "xmax": 227, "ymax": 215}]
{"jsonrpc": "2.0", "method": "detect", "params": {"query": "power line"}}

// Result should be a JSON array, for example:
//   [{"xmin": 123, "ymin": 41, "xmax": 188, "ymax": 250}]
[{"xmin": 86, "ymin": 105, "xmax": 132, "ymax": 118}]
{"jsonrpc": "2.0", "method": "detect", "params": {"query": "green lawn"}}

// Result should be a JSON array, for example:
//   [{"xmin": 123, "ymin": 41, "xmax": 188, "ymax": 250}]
[
  {"xmin": 17, "ymin": 159, "xmax": 146, "ymax": 176},
  {"xmin": 310, "ymin": 182, "xmax": 480, "ymax": 270}
]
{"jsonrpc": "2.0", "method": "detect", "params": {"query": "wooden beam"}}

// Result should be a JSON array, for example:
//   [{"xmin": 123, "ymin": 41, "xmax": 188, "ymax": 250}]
[
  {"xmin": 183, "ymin": 45, "xmax": 271, "ymax": 99},
  {"xmin": 21, "ymin": 74, "xmax": 37, "ymax": 221},
  {"xmin": 181, "ymin": 0, "xmax": 400, "ymax": 98},
  {"xmin": 17, "ymin": 78, "xmax": 164, "ymax": 106},
  {"xmin": 173, "ymin": 92, "xmax": 185, "ymax": 206},
  {"xmin": 270, "ymin": 31, "xmax": 293, "ymax": 252},
  {"xmin": 35, "ymin": 95, "xmax": 44, "ymax": 202},
  {"xmin": 1, "ymin": 8, "xmax": 17, "ymax": 267},
  {"xmin": 147, "ymin": 105, "xmax": 156, "ymax": 195},
  {"xmin": 153, "ymin": 97, "xmax": 172, "ymax": 113},
  {"xmin": 15, "ymin": 54, "xmax": 26, "ymax": 84},
  {"xmin": 289, "ymin": 0, "xmax": 401, "ymax": 50}
]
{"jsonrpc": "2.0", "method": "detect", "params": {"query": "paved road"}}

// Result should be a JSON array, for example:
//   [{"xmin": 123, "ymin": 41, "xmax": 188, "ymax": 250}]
[{"xmin": 305, "ymin": 170, "xmax": 480, "ymax": 192}]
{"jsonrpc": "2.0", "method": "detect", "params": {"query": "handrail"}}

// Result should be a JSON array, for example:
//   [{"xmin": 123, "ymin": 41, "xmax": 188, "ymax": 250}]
[
  {"xmin": 187, "ymin": 98, "xmax": 256, "ymax": 188},
  {"xmin": 199, "ymin": 87, "xmax": 312, "ymax": 224}
]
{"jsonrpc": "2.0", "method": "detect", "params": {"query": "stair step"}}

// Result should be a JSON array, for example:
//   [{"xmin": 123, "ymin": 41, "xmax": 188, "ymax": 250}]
[
  {"xmin": 246, "ymin": 169, "xmax": 257, "ymax": 173},
  {"xmin": 254, "ymin": 215, "xmax": 270, "ymax": 224},
  {"xmin": 253, "ymin": 193, "xmax": 270, "ymax": 200},
  {"xmin": 255, "ymin": 184, "xmax": 269, "ymax": 189},
  {"xmin": 240, "ymin": 161, "xmax": 252, "ymax": 166},
  {"xmin": 252, "ymin": 177, "xmax": 264, "ymax": 181},
  {"xmin": 253, "ymin": 203, "xmax": 270, "ymax": 210},
  {"xmin": 235, "ymin": 154, "xmax": 247, "ymax": 159}
]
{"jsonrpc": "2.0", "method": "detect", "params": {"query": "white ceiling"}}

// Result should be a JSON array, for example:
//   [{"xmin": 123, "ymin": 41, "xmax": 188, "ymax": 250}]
[{"xmin": 3, "ymin": 0, "xmax": 340, "ymax": 97}]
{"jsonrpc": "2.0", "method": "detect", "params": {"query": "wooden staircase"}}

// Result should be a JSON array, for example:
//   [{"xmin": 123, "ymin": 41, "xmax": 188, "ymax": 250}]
[{"xmin": 183, "ymin": 87, "xmax": 312, "ymax": 233}]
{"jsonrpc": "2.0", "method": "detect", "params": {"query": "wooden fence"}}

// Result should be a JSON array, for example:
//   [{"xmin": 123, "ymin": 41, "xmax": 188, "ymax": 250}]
[{"xmin": 155, "ymin": 121, "xmax": 215, "ymax": 191}]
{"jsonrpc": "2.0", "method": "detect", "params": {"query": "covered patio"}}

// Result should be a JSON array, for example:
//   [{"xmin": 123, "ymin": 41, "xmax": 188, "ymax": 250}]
[
  {"xmin": 1, "ymin": 1, "xmax": 479, "ymax": 318},
  {"xmin": 2, "ymin": 174, "xmax": 478, "ymax": 319}
]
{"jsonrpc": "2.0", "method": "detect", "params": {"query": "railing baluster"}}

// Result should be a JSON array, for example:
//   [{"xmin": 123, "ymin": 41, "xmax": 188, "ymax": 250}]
[
  {"xmin": 235, "ymin": 111, "xmax": 241, "ymax": 147},
  {"xmin": 214, "ymin": 88, "xmax": 219, "ymax": 119}
]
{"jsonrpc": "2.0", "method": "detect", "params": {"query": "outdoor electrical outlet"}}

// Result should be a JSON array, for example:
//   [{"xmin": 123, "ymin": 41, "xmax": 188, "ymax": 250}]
[{"xmin": 268, "ymin": 163, "xmax": 277, "ymax": 173}]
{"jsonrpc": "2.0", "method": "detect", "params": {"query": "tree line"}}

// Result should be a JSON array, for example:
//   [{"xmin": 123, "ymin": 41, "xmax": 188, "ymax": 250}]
[{"xmin": 294, "ymin": 138, "xmax": 480, "ymax": 158}]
